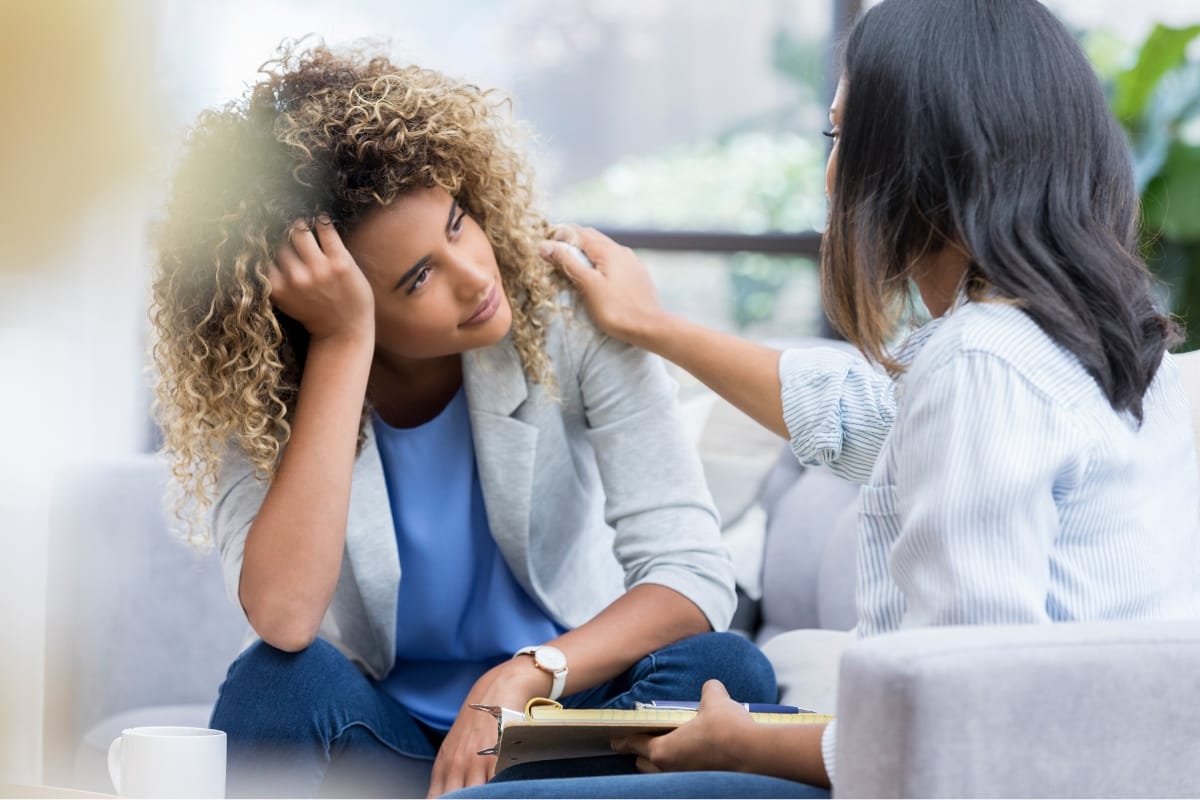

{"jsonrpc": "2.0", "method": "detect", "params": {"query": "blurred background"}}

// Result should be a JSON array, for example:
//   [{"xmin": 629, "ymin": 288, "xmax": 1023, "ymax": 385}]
[{"xmin": 2, "ymin": 0, "xmax": 1198, "ymax": 786}]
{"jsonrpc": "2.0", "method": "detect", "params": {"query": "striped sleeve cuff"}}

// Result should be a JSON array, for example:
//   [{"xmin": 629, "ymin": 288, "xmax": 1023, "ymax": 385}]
[{"xmin": 821, "ymin": 718, "xmax": 839, "ymax": 787}]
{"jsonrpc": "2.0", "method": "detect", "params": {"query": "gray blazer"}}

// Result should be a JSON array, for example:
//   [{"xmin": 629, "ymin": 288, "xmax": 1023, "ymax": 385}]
[{"xmin": 211, "ymin": 301, "xmax": 735, "ymax": 679}]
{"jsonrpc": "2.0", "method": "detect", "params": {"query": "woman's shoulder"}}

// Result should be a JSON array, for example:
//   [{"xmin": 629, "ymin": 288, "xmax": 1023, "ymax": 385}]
[
  {"xmin": 911, "ymin": 301, "xmax": 1099, "ymax": 408},
  {"xmin": 533, "ymin": 287, "xmax": 678, "ymax": 406},
  {"xmin": 538, "ymin": 287, "xmax": 618, "ymax": 367},
  {"xmin": 547, "ymin": 285, "xmax": 597, "ymax": 335}
]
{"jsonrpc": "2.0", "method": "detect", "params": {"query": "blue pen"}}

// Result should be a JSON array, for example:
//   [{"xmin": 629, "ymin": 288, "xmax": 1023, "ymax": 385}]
[{"xmin": 636, "ymin": 700, "xmax": 816, "ymax": 714}]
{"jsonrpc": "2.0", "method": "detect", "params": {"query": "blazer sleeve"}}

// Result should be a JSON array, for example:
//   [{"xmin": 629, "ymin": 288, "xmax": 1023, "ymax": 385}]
[
  {"xmin": 564, "ymin": 304, "xmax": 737, "ymax": 631},
  {"xmin": 208, "ymin": 446, "xmax": 268, "ymax": 623}
]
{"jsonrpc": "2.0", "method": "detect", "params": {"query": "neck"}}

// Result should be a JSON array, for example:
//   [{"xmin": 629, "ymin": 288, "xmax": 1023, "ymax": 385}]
[
  {"xmin": 913, "ymin": 245, "xmax": 969, "ymax": 317},
  {"xmin": 368, "ymin": 353, "xmax": 463, "ymax": 428}
]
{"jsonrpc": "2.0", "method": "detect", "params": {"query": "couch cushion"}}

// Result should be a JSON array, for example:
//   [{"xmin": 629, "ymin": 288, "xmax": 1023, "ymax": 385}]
[
  {"xmin": 758, "ymin": 455, "xmax": 860, "ymax": 640},
  {"xmin": 1175, "ymin": 348, "xmax": 1200, "ymax": 471},
  {"xmin": 759, "ymin": 628, "xmax": 853, "ymax": 714},
  {"xmin": 680, "ymin": 384, "xmax": 787, "ymax": 603}
]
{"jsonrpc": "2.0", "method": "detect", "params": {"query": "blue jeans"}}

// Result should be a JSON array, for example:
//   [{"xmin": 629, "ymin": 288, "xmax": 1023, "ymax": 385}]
[
  {"xmin": 445, "ymin": 772, "xmax": 830, "ymax": 799},
  {"xmin": 210, "ymin": 632, "xmax": 775, "ymax": 797}
]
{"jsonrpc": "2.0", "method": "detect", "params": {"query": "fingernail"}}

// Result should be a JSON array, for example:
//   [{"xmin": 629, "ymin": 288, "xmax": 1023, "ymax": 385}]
[{"xmin": 538, "ymin": 242, "xmax": 555, "ymax": 259}]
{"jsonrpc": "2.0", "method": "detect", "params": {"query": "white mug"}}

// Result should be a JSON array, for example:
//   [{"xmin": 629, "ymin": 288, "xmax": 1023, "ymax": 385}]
[{"xmin": 107, "ymin": 726, "xmax": 226, "ymax": 798}]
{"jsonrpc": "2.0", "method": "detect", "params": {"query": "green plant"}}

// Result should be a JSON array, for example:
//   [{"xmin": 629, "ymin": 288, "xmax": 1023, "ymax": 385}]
[{"xmin": 1093, "ymin": 24, "xmax": 1200, "ymax": 350}]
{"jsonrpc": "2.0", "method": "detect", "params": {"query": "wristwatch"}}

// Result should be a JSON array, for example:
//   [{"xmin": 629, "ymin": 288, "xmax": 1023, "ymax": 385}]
[{"xmin": 514, "ymin": 645, "xmax": 569, "ymax": 700}]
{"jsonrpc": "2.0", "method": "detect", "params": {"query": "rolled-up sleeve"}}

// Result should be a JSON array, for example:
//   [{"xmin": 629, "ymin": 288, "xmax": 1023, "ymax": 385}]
[
  {"xmin": 779, "ymin": 347, "xmax": 897, "ymax": 483},
  {"xmin": 571, "ymin": 310, "xmax": 736, "ymax": 632}
]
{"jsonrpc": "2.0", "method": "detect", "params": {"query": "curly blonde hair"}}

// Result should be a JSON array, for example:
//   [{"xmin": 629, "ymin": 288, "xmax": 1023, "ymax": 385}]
[{"xmin": 151, "ymin": 41, "xmax": 563, "ymax": 543}]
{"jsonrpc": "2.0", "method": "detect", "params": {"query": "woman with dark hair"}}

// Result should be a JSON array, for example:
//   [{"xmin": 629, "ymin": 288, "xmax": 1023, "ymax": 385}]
[{"xmin": 453, "ymin": 0, "xmax": 1200, "ymax": 796}]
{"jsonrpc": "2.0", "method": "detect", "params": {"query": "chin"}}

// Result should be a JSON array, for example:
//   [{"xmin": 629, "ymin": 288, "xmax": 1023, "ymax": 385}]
[
  {"xmin": 463, "ymin": 303, "xmax": 512, "ymax": 352},
  {"xmin": 485, "ymin": 303, "xmax": 514, "ymax": 344}
]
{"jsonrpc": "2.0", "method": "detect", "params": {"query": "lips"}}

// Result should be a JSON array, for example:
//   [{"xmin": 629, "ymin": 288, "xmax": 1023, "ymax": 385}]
[{"xmin": 462, "ymin": 284, "xmax": 500, "ymax": 327}]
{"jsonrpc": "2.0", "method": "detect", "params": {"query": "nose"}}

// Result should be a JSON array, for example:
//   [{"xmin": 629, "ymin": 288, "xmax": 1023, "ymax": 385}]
[{"xmin": 448, "ymin": 252, "xmax": 492, "ymax": 300}]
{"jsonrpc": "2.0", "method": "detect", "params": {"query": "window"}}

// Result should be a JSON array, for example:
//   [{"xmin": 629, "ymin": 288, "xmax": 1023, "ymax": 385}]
[{"xmin": 154, "ymin": 0, "xmax": 857, "ymax": 340}]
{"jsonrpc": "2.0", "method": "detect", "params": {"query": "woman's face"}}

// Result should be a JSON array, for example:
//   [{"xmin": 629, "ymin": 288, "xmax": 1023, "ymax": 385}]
[
  {"xmin": 825, "ymin": 78, "xmax": 846, "ymax": 200},
  {"xmin": 343, "ymin": 185, "xmax": 513, "ymax": 368}
]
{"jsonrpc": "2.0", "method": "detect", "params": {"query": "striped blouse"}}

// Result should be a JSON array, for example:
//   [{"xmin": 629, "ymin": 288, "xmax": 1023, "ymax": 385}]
[{"xmin": 779, "ymin": 300, "xmax": 1200, "ymax": 782}]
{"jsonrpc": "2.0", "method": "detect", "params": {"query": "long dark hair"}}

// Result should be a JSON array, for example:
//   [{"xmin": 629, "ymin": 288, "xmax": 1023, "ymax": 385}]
[{"xmin": 821, "ymin": 0, "xmax": 1180, "ymax": 422}]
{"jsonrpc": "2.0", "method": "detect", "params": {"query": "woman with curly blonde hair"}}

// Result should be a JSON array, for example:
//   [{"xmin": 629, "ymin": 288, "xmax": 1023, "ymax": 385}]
[{"xmin": 152, "ymin": 42, "xmax": 774, "ymax": 798}]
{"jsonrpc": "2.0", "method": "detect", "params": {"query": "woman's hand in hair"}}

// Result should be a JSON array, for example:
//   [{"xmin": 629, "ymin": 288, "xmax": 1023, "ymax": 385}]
[
  {"xmin": 540, "ymin": 226, "xmax": 670, "ymax": 350},
  {"xmin": 268, "ymin": 216, "xmax": 375, "ymax": 344}
]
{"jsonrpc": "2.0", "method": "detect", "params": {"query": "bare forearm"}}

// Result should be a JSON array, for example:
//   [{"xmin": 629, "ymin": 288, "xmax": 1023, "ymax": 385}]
[
  {"xmin": 631, "ymin": 314, "xmax": 788, "ymax": 440},
  {"xmin": 239, "ymin": 331, "xmax": 374, "ymax": 650},
  {"xmin": 515, "ymin": 584, "xmax": 712, "ymax": 697},
  {"xmin": 735, "ymin": 722, "xmax": 830, "ymax": 788}
]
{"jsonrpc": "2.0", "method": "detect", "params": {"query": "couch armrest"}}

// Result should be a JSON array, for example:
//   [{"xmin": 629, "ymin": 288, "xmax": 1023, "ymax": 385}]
[{"xmin": 834, "ymin": 621, "xmax": 1200, "ymax": 798}]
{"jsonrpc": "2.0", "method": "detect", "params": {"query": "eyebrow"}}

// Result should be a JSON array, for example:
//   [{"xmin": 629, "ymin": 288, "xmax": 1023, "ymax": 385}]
[{"xmin": 393, "ymin": 198, "xmax": 460, "ymax": 292}]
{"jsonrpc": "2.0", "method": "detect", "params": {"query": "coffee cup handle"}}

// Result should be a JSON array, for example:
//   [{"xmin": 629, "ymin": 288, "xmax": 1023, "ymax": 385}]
[{"xmin": 107, "ymin": 736, "xmax": 123, "ymax": 796}]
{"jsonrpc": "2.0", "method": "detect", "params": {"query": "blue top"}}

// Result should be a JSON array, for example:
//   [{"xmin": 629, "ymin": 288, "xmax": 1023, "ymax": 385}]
[{"xmin": 371, "ymin": 386, "xmax": 565, "ymax": 730}]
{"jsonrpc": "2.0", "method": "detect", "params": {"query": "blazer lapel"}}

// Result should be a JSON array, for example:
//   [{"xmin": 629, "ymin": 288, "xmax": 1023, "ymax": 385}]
[
  {"xmin": 463, "ymin": 336, "xmax": 540, "ymax": 590},
  {"xmin": 344, "ymin": 429, "xmax": 400, "ymax": 678}
]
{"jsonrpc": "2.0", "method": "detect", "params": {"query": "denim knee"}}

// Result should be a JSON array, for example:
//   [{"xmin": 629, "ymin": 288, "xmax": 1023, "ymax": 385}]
[
  {"xmin": 210, "ymin": 638, "xmax": 356, "ymax": 738},
  {"xmin": 682, "ymin": 631, "xmax": 778, "ymax": 703}
]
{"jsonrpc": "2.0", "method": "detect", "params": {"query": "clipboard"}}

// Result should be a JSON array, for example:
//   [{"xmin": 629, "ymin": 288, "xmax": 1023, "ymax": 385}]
[{"xmin": 472, "ymin": 698, "xmax": 834, "ymax": 772}]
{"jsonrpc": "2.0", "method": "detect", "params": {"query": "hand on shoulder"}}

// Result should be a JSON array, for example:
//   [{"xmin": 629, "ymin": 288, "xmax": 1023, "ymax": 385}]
[{"xmin": 539, "ymin": 226, "xmax": 672, "ymax": 350}]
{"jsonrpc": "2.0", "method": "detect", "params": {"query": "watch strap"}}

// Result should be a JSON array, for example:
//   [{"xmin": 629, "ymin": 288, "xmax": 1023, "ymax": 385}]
[{"xmin": 514, "ymin": 645, "xmax": 568, "ymax": 701}]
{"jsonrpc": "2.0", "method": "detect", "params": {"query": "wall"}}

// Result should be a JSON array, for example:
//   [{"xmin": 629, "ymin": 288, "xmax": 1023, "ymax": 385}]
[{"xmin": 0, "ymin": 1, "xmax": 155, "ymax": 785}]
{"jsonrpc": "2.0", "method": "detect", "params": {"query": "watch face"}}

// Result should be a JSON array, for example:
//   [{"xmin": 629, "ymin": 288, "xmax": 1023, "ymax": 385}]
[{"xmin": 535, "ymin": 645, "xmax": 567, "ymax": 672}]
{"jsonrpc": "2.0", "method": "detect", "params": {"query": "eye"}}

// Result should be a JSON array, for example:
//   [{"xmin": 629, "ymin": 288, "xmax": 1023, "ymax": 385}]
[
  {"xmin": 822, "ymin": 128, "xmax": 839, "ymax": 140},
  {"xmin": 451, "ymin": 209, "xmax": 468, "ymax": 235},
  {"xmin": 408, "ymin": 265, "xmax": 431, "ymax": 294}
]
